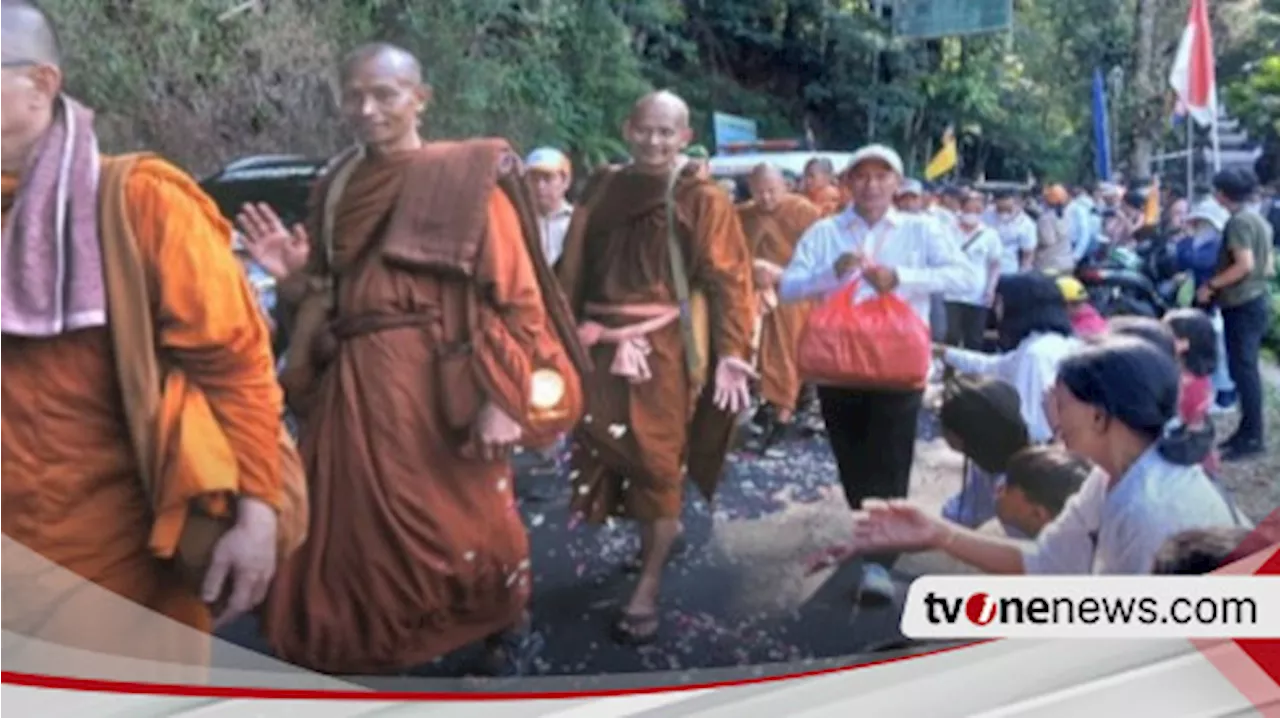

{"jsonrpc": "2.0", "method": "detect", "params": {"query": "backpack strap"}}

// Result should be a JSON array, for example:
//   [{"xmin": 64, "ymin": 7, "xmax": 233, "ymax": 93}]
[{"xmin": 665, "ymin": 164, "xmax": 703, "ymax": 380}]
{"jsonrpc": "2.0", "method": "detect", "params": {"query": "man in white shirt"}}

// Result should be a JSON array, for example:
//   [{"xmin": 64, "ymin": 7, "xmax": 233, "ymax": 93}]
[
  {"xmin": 525, "ymin": 147, "xmax": 574, "ymax": 268},
  {"xmin": 944, "ymin": 192, "xmax": 1002, "ymax": 349},
  {"xmin": 986, "ymin": 190, "xmax": 1037, "ymax": 274},
  {"xmin": 779, "ymin": 144, "xmax": 977, "ymax": 596}
]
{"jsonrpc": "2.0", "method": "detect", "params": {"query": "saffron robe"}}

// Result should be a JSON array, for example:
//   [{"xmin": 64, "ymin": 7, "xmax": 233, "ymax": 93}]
[
  {"xmin": 556, "ymin": 164, "xmax": 755, "ymax": 522},
  {"xmin": 261, "ymin": 143, "xmax": 582, "ymax": 674},
  {"xmin": 738, "ymin": 195, "xmax": 822, "ymax": 412},
  {"xmin": 2, "ymin": 157, "xmax": 283, "ymax": 670}
]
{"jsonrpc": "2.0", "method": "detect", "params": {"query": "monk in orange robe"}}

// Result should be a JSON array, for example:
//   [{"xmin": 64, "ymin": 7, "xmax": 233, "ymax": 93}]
[
  {"xmin": 2, "ymin": 0, "xmax": 283, "ymax": 671},
  {"xmin": 242, "ymin": 44, "xmax": 585, "ymax": 675},
  {"xmin": 802, "ymin": 156, "xmax": 845, "ymax": 216},
  {"xmin": 556, "ymin": 91, "xmax": 756, "ymax": 644},
  {"xmin": 737, "ymin": 164, "xmax": 822, "ymax": 446}
]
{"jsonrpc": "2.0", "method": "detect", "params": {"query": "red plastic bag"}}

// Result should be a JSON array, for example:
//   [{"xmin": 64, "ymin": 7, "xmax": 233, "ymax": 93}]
[{"xmin": 797, "ymin": 279, "xmax": 931, "ymax": 390}]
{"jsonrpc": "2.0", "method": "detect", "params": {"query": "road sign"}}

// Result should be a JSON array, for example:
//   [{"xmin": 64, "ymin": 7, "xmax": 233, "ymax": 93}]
[
  {"xmin": 892, "ymin": 0, "xmax": 1013, "ymax": 40},
  {"xmin": 712, "ymin": 112, "xmax": 759, "ymax": 153}
]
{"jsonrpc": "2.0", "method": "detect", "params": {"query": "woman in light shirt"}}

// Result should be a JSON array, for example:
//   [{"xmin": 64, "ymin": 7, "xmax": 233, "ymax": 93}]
[
  {"xmin": 812, "ymin": 337, "xmax": 1243, "ymax": 576},
  {"xmin": 935, "ymin": 272, "xmax": 1079, "ymax": 533}
]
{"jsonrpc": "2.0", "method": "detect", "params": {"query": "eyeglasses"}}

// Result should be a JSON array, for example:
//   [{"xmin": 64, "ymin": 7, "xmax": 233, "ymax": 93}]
[{"xmin": 1, "ymin": 60, "xmax": 35, "ymax": 69}]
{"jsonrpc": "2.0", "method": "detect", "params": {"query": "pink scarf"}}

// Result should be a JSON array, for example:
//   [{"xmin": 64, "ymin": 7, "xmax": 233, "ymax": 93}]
[{"xmin": 2, "ymin": 96, "xmax": 104, "ymax": 337}]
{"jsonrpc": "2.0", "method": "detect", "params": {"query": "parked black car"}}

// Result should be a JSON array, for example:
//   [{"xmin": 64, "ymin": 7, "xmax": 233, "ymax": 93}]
[
  {"xmin": 198, "ymin": 154, "xmax": 327, "ymax": 228},
  {"xmin": 199, "ymin": 155, "xmax": 327, "ymax": 355}
]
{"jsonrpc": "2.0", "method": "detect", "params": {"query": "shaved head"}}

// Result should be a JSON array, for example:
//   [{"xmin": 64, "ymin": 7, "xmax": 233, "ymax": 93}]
[
  {"xmin": 340, "ymin": 42, "xmax": 423, "ymax": 86},
  {"xmin": 630, "ymin": 90, "xmax": 690, "ymax": 128},
  {"xmin": 749, "ymin": 163, "xmax": 785, "ymax": 183},
  {"xmin": 337, "ymin": 42, "xmax": 429, "ymax": 155},
  {"xmin": 623, "ymin": 89, "xmax": 694, "ymax": 172},
  {"xmin": 747, "ymin": 163, "xmax": 789, "ymax": 212},
  {"xmin": 2, "ymin": 0, "xmax": 62, "ymax": 67}
]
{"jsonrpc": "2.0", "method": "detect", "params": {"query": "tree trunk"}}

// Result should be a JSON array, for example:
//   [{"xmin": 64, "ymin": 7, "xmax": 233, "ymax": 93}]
[{"xmin": 1127, "ymin": 0, "xmax": 1158, "ymax": 179}]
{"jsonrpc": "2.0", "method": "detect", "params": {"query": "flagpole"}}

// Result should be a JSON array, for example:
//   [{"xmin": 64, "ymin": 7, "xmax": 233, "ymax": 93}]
[
  {"xmin": 1186, "ymin": 115, "xmax": 1194, "ymax": 199},
  {"xmin": 1211, "ymin": 102, "xmax": 1222, "ymax": 171}
]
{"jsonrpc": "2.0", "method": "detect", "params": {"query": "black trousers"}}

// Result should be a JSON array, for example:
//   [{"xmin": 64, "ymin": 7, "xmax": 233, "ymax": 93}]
[
  {"xmin": 1222, "ymin": 294, "xmax": 1271, "ymax": 446},
  {"xmin": 818, "ymin": 385, "xmax": 923, "ymax": 568},
  {"xmin": 944, "ymin": 302, "xmax": 988, "ymax": 350}
]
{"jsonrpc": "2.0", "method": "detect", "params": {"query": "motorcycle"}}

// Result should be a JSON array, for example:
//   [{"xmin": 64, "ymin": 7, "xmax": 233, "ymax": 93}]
[{"xmin": 1075, "ymin": 228, "xmax": 1186, "ymax": 318}]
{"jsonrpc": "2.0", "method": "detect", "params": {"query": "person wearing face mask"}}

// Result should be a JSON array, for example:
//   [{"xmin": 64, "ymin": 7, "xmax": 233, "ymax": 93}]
[
  {"xmin": 1174, "ymin": 201, "xmax": 1236, "ymax": 410},
  {"xmin": 943, "ymin": 191, "xmax": 1003, "ymax": 350},
  {"xmin": 985, "ymin": 190, "xmax": 1038, "ymax": 274}
]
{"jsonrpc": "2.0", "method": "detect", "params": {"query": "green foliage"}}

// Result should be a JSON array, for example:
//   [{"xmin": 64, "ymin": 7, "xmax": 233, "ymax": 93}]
[
  {"xmin": 37, "ymin": 0, "xmax": 1266, "ymax": 185},
  {"xmin": 1226, "ymin": 55, "xmax": 1280, "ymax": 141}
]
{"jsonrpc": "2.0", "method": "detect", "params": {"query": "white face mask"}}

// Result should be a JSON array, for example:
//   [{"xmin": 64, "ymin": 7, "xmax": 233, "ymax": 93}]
[{"xmin": 960, "ymin": 213, "xmax": 982, "ymax": 226}]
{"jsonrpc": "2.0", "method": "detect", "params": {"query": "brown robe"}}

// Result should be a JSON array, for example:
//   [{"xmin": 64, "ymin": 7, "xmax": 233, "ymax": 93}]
[
  {"xmin": 261, "ymin": 141, "xmax": 583, "ymax": 674},
  {"xmin": 2, "ymin": 158, "xmax": 282, "ymax": 671},
  {"xmin": 556, "ymin": 164, "xmax": 755, "ymax": 522},
  {"xmin": 738, "ymin": 195, "xmax": 822, "ymax": 412}
]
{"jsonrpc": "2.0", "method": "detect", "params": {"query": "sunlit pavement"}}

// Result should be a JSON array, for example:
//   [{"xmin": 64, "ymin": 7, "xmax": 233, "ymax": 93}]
[{"xmin": 218, "ymin": 409, "xmax": 964, "ymax": 677}]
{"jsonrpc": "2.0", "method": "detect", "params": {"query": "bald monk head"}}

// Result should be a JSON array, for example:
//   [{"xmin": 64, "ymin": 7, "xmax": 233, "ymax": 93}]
[
  {"xmin": 747, "ymin": 163, "xmax": 789, "ymax": 213},
  {"xmin": 622, "ymin": 90, "xmax": 693, "ymax": 174},
  {"xmin": 1, "ymin": 0, "xmax": 65, "ymax": 172},
  {"xmin": 338, "ymin": 42, "xmax": 431, "ymax": 156},
  {"xmin": 802, "ymin": 157, "xmax": 835, "ymax": 192}
]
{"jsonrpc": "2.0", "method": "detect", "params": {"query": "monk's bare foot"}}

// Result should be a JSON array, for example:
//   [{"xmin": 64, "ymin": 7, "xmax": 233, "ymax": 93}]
[
  {"xmin": 615, "ymin": 582, "xmax": 661, "ymax": 645},
  {"xmin": 611, "ymin": 609, "xmax": 660, "ymax": 645},
  {"xmin": 623, "ymin": 524, "xmax": 684, "ymax": 573}
]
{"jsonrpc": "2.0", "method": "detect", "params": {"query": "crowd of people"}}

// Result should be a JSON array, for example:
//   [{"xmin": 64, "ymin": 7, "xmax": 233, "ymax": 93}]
[{"xmin": 2, "ymin": 0, "xmax": 1276, "ymax": 683}]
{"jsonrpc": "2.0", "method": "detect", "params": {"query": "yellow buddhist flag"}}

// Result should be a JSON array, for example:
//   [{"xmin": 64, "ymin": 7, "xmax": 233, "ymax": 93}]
[
  {"xmin": 1143, "ymin": 176, "xmax": 1161, "ymax": 226},
  {"xmin": 925, "ymin": 126, "xmax": 957, "ymax": 180}
]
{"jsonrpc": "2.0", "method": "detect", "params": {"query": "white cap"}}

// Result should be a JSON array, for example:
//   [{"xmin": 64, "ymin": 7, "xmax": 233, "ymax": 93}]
[
  {"xmin": 844, "ymin": 144, "xmax": 904, "ymax": 176},
  {"xmin": 1187, "ymin": 200, "xmax": 1230, "ymax": 232},
  {"xmin": 897, "ymin": 178, "xmax": 924, "ymax": 196},
  {"xmin": 525, "ymin": 147, "xmax": 570, "ymax": 174}
]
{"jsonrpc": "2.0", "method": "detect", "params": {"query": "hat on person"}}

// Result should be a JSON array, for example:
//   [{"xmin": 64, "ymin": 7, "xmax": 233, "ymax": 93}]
[
  {"xmin": 1043, "ymin": 184, "xmax": 1069, "ymax": 206},
  {"xmin": 844, "ymin": 143, "xmax": 904, "ymax": 176},
  {"xmin": 1186, "ymin": 200, "xmax": 1230, "ymax": 232},
  {"xmin": 1056, "ymin": 275, "xmax": 1088, "ymax": 303},
  {"xmin": 525, "ymin": 147, "xmax": 571, "ymax": 175},
  {"xmin": 897, "ymin": 178, "xmax": 924, "ymax": 197},
  {"xmin": 684, "ymin": 144, "xmax": 711, "ymax": 159}
]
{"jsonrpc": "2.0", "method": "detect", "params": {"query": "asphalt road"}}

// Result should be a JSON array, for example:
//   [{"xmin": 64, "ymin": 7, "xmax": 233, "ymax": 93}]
[{"xmin": 217, "ymin": 411, "xmax": 947, "ymax": 678}]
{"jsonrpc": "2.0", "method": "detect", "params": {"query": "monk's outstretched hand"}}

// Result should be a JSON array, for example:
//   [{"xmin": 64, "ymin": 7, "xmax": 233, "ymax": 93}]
[
  {"xmin": 204, "ymin": 496, "xmax": 279, "ymax": 629},
  {"xmin": 474, "ymin": 401, "xmax": 523, "ymax": 462},
  {"xmin": 236, "ymin": 202, "xmax": 311, "ymax": 280},
  {"xmin": 712, "ymin": 356, "xmax": 757, "ymax": 415}
]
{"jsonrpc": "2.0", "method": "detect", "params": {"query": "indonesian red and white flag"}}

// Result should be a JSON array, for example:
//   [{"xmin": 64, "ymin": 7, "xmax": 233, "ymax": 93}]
[{"xmin": 1168, "ymin": 0, "xmax": 1217, "ymax": 127}]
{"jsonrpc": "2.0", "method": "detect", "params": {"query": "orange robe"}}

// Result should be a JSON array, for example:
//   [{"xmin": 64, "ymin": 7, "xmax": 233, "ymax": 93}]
[
  {"xmin": 738, "ymin": 195, "xmax": 822, "ymax": 413},
  {"xmin": 263, "ymin": 145, "xmax": 579, "ymax": 674},
  {"xmin": 805, "ymin": 185, "xmax": 845, "ymax": 216},
  {"xmin": 556, "ymin": 165, "xmax": 755, "ymax": 522},
  {"xmin": 1, "ymin": 158, "xmax": 282, "ymax": 668}
]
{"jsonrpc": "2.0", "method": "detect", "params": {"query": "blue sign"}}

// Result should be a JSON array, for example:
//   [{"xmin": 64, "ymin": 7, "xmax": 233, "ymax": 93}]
[{"xmin": 712, "ymin": 112, "xmax": 759, "ymax": 151}]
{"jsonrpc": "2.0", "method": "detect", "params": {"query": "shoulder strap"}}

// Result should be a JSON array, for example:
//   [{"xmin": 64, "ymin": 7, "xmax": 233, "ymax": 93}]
[
  {"xmin": 98, "ymin": 153, "xmax": 161, "ymax": 500},
  {"xmin": 960, "ymin": 228, "xmax": 985, "ymax": 253},
  {"xmin": 319, "ymin": 146, "xmax": 364, "ymax": 304},
  {"xmin": 665, "ymin": 166, "xmax": 702, "ymax": 379}
]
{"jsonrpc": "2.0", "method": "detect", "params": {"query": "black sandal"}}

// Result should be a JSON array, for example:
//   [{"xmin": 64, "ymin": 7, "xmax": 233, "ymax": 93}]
[{"xmin": 611, "ymin": 610, "xmax": 660, "ymax": 646}]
